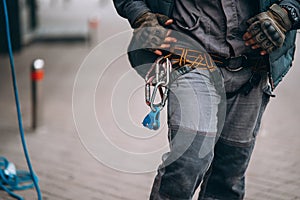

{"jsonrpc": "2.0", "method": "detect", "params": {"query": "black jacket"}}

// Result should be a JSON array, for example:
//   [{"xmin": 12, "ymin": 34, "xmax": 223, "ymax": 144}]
[{"xmin": 113, "ymin": 0, "xmax": 299, "ymax": 88}]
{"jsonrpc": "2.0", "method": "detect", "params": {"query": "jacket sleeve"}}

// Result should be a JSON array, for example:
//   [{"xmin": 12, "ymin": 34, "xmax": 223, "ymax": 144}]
[
  {"xmin": 113, "ymin": 0, "xmax": 150, "ymax": 27},
  {"xmin": 279, "ymin": 0, "xmax": 300, "ymax": 29}
]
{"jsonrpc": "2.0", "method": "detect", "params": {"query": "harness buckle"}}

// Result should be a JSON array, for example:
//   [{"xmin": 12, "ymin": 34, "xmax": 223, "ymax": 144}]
[{"xmin": 225, "ymin": 55, "xmax": 247, "ymax": 72}]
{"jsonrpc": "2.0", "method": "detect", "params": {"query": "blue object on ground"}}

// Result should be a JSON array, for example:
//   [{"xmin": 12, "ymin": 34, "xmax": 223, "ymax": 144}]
[
  {"xmin": 0, "ymin": 157, "xmax": 38, "ymax": 200},
  {"xmin": 142, "ymin": 106, "xmax": 161, "ymax": 130}
]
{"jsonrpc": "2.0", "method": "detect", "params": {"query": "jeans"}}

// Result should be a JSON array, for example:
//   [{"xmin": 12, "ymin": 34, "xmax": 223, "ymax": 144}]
[{"xmin": 149, "ymin": 66, "xmax": 270, "ymax": 200}]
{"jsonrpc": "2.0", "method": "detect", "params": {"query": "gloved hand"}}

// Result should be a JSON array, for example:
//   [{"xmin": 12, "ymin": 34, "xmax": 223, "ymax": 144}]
[
  {"xmin": 132, "ymin": 12, "xmax": 176, "ymax": 55},
  {"xmin": 243, "ymin": 4, "xmax": 292, "ymax": 54}
]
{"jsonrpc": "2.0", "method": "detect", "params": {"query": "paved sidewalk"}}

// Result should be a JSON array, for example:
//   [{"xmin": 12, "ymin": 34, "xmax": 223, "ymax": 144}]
[{"xmin": 0, "ymin": 1, "xmax": 299, "ymax": 199}]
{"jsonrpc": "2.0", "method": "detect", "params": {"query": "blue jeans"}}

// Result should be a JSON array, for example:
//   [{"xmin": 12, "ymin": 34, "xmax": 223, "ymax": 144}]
[{"xmin": 149, "ymin": 66, "xmax": 270, "ymax": 200}]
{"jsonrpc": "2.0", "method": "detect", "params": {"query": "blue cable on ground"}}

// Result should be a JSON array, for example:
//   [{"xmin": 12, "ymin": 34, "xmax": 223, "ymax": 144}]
[
  {"xmin": 0, "ymin": 157, "xmax": 37, "ymax": 200},
  {"xmin": 1, "ymin": 0, "xmax": 42, "ymax": 199}
]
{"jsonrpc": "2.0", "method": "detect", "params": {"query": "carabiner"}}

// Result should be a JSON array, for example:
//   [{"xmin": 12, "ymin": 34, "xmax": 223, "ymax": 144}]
[
  {"xmin": 143, "ymin": 56, "xmax": 172, "ymax": 130},
  {"xmin": 149, "ymin": 81, "xmax": 166, "ymax": 112}
]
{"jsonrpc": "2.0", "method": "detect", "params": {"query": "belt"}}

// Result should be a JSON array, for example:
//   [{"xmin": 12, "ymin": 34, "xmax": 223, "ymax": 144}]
[
  {"xmin": 166, "ymin": 47, "xmax": 269, "ymax": 99},
  {"xmin": 168, "ymin": 46, "xmax": 269, "ymax": 72},
  {"xmin": 210, "ymin": 54, "xmax": 269, "ymax": 72},
  {"xmin": 168, "ymin": 47, "xmax": 217, "ymax": 71}
]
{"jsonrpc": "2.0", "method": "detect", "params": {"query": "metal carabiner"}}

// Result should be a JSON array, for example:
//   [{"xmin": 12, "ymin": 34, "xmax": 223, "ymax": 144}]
[
  {"xmin": 149, "ymin": 81, "xmax": 165, "ymax": 112},
  {"xmin": 145, "ymin": 81, "xmax": 169, "ymax": 111},
  {"xmin": 145, "ymin": 56, "xmax": 171, "ymax": 107},
  {"xmin": 159, "ymin": 58, "xmax": 171, "ymax": 87},
  {"xmin": 145, "ymin": 56, "xmax": 171, "ymax": 85},
  {"xmin": 143, "ymin": 56, "xmax": 172, "ymax": 130}
]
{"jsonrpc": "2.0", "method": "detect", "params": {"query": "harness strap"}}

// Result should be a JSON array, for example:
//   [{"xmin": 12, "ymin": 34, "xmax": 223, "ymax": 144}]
[
  {"xmin": 168, "ymin": 47, "xmax": 217, "ymax": 71},
  {"xmin": 169, "ymin": 65, "xmax": 193, "ymax": 83}
]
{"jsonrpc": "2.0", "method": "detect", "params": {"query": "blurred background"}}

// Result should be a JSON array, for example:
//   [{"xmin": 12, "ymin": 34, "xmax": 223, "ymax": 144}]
[{"xmin": 0, "ymin": 0, "xmax": 299, "ymax": 199}]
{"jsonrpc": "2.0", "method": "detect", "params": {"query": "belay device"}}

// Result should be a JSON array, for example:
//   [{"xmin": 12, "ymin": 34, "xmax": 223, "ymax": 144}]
[{"xmin": 142, "ymin": 57, "xmax": 172, "ymax": 130}]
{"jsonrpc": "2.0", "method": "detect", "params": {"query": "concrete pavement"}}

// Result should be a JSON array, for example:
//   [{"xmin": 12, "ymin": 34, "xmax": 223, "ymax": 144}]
[{"xmin": 0, "ymin": 1, "xmax": 300, "ymax": 199}]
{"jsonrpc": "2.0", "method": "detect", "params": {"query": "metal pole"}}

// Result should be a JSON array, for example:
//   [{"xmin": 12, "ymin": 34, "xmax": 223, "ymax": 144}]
[
  {"xmin": 88, "ymin": 16, "xmax": 100, "ymax": 47},
  {"xmin": 31, "ymin": 59, "xmax": 44, "ymax": 130}
]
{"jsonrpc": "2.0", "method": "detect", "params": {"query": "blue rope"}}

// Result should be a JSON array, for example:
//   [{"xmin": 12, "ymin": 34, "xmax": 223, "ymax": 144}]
[
  {"xmin": 1, "ymin": 0, "xmax": 42, "ymax": 199},
  {"xmin": 0, "ymin": 157, "xmax": 38, "ymax": 200}
]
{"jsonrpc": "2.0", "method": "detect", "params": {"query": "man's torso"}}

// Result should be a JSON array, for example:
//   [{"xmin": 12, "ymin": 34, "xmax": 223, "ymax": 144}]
[{"xmin": 171, "ymin": 0, "xmax": 260, "ymax": 57}]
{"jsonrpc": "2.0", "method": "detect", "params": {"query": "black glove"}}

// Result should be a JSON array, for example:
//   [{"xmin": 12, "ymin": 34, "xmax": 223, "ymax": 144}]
[
  {"xmin": 132, "ymin": 12, "xmax": 170, "ymax": 50},
  {"xmin": 246, "ymin": 4, "xmax": 292, "ymax": 53}
]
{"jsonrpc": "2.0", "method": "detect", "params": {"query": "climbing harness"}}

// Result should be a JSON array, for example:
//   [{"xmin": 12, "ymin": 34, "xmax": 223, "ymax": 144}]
[
  {"xmin": 141, "ymin": 50, "xmax": 218, "ymax": 130},
  {"xmin": 141, "ymin": 46, "xmax": 268, "ymax": 129},
  {"xmin": 142, "ymin": 57, "xmax": 172, "ymax": 130},
  {"xmin": 169, "ymin": 47, "xmax": 268, "ymax": 99},
  {"xmin": 1, "ymin": 0, "xmax": 42, "ymax": 199}
]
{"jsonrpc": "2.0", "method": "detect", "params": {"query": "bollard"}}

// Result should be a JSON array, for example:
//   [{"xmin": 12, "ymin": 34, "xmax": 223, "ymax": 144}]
[
  {"xmin": 31, "ymin": 59, "xmax": 45, "ymax": 130},
  {"xmin": 88, "ymin": 16, "xmax": 100, "ymax": 47}
]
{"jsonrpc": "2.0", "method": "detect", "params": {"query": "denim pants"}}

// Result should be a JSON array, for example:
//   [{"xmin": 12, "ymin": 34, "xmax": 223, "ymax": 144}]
[{"xmin": 149, "ymin": 66, "xmax": 270, "ymax": 200}]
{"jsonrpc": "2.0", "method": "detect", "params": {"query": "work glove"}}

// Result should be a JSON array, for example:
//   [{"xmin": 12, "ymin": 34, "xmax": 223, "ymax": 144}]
[
  {"xmin": 132, "ymin": 12, "xmax": 172, "ymax": 51},
  {"xmin": 244, "ymin": 4, "xmax": 292, "ymax": 54}
]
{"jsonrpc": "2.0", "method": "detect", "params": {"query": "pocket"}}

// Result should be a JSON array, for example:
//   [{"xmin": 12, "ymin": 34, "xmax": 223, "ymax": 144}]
[
  {"xmin": 252, "ymin": 92, "xmax": 270, "ymax": 138},
  {"xmin": 219, "ymin": 68, "xmax": 233, "ymax": 85},
  {"xmin": 223, "ymin": 68, "xmax": 253, "ymax": 93}
]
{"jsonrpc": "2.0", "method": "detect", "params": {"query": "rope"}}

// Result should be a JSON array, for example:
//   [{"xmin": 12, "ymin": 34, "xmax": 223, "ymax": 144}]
[
  {"xmin": 1, "ymin": 0, "xmax": 42, "ymax": 199},
  {"xmin": 0, "ymin": 157, "xmax": 37, "ymax": 200}
]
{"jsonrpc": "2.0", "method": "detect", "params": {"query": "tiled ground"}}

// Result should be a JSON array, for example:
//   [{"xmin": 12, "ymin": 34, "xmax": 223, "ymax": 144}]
[{"xmin": 0, "ymin": 1, "xmax": 299, "ymax": 199}]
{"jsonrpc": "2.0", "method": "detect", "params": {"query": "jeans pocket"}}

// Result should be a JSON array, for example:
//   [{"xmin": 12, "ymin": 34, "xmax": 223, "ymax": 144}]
[
  {"xmin": 252, "ymin": 92, "xmax": 270, "ymax": 138},
  {"xmin": 219, "ymin": 67, "xmax": 233, "ymax": 85}
]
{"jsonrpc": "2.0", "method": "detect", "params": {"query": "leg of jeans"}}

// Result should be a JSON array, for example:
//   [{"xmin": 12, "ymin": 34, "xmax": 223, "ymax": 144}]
[
  {"xmin": 150, "ymin": 68, "xmax": 225, "ymax": 200},
  {"xmin": 198, "ymin": 68, "xmax": 271, "ymax": 200},
  {"xmin": 150, "ymin": 130, "xmax": 217, "ymax": 200},
  {"xmin": 198, "ymin": 140, "xmax": 255, "ymax": 200}
]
